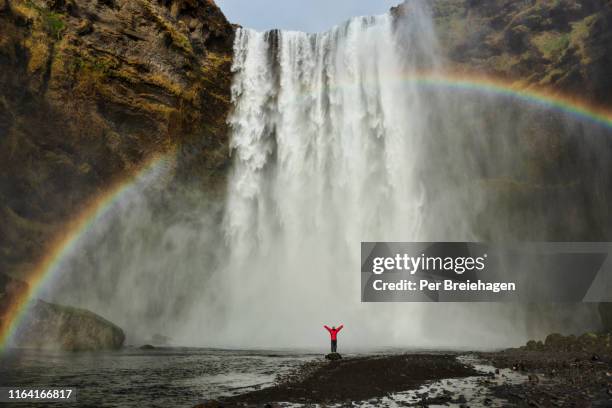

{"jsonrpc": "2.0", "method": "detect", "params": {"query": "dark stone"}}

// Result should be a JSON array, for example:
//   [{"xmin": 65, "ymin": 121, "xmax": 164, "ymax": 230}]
[
  {"xmin": 3, "ymin": 274, "xmax": 122, "ymax": 353},
  {"xmin": 325, "ymin": 352, "xmax": 342, "ymax": 360},
  {"xmin": 139, "ymin": 344, "xmax": 155, "ymax": 350},
  {"xmin": 12, "ymin": 300, "xmax": 125, "ymax": 351}
]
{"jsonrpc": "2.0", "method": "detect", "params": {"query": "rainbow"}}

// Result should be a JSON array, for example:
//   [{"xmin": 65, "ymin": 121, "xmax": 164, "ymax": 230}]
[
  {"xmin": 2, "ymin": 72, "xmax": 612, "ymax": 351},
  {"xmin": 397, "ymin": 72, "xmax": 612, "ymax": 130},
  {"xmin": 317, "ymin": 71, "xmax": 612, "ymax": 130},
  {"xmin": 0, "ymin": 149, "xmax": 177, "ymax": 350}
]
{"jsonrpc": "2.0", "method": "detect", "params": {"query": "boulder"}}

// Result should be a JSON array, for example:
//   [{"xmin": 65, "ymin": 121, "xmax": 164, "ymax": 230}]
[
  {"xmin": 325, "ymin": 352, "xmax": 342, "ymax": 361},
  {"xmin": 12, "ymin": 300, "xmax": 125, "ymax": 351}
]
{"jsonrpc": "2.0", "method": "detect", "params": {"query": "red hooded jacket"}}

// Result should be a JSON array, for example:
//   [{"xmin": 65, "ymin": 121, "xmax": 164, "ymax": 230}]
[{"xmin": 324, "ymin": 325, "xmax": 343, "ymax": 340}]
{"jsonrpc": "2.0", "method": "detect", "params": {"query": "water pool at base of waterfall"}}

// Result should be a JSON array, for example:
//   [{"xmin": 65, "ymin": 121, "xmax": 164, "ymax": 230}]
[
  {"xmin": 0, "ymin": 348, "xmax": 526, "ymax": 407},
  {"xmin": 0, "ymin": 348, "xmax": 317, "ymax": 407}
]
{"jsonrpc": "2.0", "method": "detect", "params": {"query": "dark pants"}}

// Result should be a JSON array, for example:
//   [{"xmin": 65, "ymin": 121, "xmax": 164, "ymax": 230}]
[{"xmin": 331, "ymin": 339, "xmax": 337, "ymax": 353}]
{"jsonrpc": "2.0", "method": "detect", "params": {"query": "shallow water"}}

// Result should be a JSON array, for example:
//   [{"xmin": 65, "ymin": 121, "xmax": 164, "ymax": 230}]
[
  {"xmin": 0, "ymin": 349, "xmax": 526, "ymax": 407},
  {"xmin": 0, "ymin": 347, "xmax": 318, "ymax": 407}
]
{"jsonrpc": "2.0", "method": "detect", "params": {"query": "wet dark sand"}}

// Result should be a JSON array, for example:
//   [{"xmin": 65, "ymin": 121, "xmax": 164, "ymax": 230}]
[{"xmin": 197, "ymin": 353, "xmax": 480, "ymax": 406}]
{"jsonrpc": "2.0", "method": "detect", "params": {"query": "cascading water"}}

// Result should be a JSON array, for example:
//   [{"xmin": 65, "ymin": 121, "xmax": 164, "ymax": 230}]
[
  {"xmin": 40, "ymin": 2, "xmax": 603, "ymax": 350},
  {"xmin": 203, "ymin": 6, "xmax": 527, "ymax": 349},
  {"xmin": 214, "ymin": 11, "xmax": 442, "ymax": 348}
]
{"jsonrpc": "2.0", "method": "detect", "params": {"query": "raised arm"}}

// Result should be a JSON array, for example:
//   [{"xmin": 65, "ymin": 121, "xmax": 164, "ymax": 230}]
[
  {"xmin": 337, "ymin": 325, "xmax": 344, "ymax": 332},
  {"xmin": 324, "ymin": 325, "xmax": 331, "ymax": 332}
]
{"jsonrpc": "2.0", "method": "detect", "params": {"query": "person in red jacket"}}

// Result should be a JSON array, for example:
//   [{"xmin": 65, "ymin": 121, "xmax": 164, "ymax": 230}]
[{"xmin": 323, "ymin": 324, "xmax": 344, "ymax": 353}]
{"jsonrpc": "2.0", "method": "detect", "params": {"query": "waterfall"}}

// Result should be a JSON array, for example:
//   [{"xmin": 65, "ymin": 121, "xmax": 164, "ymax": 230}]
[{"xmin": 214, "ymin": 8, "xmax": 511, "ymax": 349}]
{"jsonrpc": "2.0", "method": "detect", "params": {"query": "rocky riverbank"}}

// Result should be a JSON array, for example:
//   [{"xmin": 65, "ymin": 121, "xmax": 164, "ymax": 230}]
[
  {"xmin": 193, "ymin": 333, "xmax": 612, "ymax": 407},
  {"xmin": 480, "ymin": 332, "xmax": 612, "ymax": 407}
]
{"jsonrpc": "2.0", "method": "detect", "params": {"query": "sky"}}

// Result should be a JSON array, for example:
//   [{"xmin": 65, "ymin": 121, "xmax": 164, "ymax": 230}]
[{"xmin": 215, "ymin": 0, "xmax": 403, "ymax": 33}]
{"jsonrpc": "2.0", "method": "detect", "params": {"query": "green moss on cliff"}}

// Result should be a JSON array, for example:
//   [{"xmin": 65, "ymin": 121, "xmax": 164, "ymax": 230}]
[
  {"xmin": 532, "ymin": 32, "xmax": 569, "ymax": 59},
  {"xmin": 43, "ymin": 10, "xmax": 65, "ymax": 39}
]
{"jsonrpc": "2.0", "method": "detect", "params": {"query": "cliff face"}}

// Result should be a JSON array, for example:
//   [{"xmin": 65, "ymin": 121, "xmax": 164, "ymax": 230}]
[
  {"xmin": 0, "ymin": 0, "xmax": 234, "ymax": 278},
  {"xmin": 430, "ymin": 0, "xmax": 612, "ymax": 104}
]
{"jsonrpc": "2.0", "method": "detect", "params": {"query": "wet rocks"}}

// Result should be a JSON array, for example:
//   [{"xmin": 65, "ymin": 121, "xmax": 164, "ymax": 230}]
[
  {"xmin": 481, "ymin": 331, "xmax": 612, "ymax": 407},
  {"xmin": 325, "ymin": 352, "xmax": 342, "ymax": 360}
]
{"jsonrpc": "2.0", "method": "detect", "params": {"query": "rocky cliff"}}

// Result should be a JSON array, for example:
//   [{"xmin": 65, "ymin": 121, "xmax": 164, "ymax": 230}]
[
  {"xmin": 429, "ymin": 0, "xmax": 612, "ymax": 104},
  {"xmin": 0, "ymin": 0, "xmax": 234, "ymax": 279}
]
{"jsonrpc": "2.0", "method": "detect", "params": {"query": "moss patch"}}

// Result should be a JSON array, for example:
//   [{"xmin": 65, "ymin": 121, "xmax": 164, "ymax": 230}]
[{"xmin": 532, "ymin": 31, "xmax": 569, "ymax": 59}]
